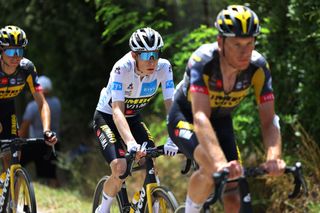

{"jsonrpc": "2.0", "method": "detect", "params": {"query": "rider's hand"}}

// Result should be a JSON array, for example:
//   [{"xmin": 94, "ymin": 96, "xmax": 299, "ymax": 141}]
[
  {"xmin": 261, "ymin": 159, "xmax": 286, "ymax": 176},
  {"xmin": 43, "ymin": 130, "xmax": 57, "ymax": 146},
  {"xmin": 127, "ymin": 141, "xmax": 145, "ymax": 159},
  {"xmin": 164, "ymin": 137, "xmax": 178, "ymax": 156},
  {"xmin": 216, "ymin": 160, "xmax": 242, "ymax": 180}
]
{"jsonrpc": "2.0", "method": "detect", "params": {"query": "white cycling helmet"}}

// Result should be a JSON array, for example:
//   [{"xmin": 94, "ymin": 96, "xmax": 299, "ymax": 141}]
[{"xmin": 129, "ymin": 27, "xmax": 164, "ymax": 52}]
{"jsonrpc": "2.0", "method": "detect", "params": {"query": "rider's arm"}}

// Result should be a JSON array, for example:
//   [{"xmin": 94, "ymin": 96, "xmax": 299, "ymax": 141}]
[
  {"xmin": 32, "ymin": 91, "xmax": 51, "ymax": 132},
  {"xmin": 191, "ymin": 91, "xmax": 227, "ymax": 169},
  {"xmin": 18, "ymin": 120, "xmax": 31, "ymax": 138},
  {"xmin": 112, "ymin": 101, "xmax": 136, "ymax": 145},
  {"xmin": 164, "ymin": 99, "xmax": 172, "ymax": 114},
  {"xmin": 258, "ymin": 101, "xmax": 281, "ymax": 160}
]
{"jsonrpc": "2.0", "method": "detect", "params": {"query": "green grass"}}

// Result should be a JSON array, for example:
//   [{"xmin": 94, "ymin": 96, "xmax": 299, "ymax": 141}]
[{"xmin": 34, "ymin": 182, "xmax": 92, "ymax": 213}]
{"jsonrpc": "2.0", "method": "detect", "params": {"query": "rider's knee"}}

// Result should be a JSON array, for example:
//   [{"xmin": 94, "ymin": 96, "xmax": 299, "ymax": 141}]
[
  {"xmin": 195, "ymin": 168, "xmax": 214, "ymax": 186},
  {"xmin": 110, "ymin": 159, "xmax": 126, "ymax": 176}
]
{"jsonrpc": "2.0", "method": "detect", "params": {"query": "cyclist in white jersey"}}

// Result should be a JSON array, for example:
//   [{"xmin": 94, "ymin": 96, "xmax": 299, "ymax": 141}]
[{"xmin": 93, "ymin": 27, "xmax": 178, "ymax": 213}]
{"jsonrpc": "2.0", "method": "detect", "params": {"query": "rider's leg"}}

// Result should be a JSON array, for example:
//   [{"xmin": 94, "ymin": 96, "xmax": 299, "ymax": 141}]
[
  {"xmin": 222, "ymin": 182, "xmax": 240, "ymax": 213},
  {"xmin": 100, "ymin": 158, "xmax": 127, "ymax": 213},
  {"xmin": 185, "ymin": 145, "xmax": 214, "ymax": 213}
]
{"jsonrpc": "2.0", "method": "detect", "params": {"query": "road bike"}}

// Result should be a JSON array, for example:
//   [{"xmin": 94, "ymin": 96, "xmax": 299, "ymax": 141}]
[
  {"xmin": 92, "ymin": 144, "xmax": 179, "ymax": 213},
  {"xmin": 175, "ymin": 161, "xmax": 308, "ymax": 213},
  {"xmin": 0, "ymin": 138, "xmax": 45, "ymax": 213}
]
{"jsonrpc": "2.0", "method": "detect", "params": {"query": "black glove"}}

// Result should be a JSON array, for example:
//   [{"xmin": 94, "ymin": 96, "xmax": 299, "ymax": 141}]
[{"xmin": 43, "ymin": 130, "xmax": 57, "ymax": 143}]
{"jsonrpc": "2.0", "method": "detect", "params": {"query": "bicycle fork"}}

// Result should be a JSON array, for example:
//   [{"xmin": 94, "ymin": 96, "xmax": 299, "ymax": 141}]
[
  {"xmin": 129, "ymin": 158, "xmax": 159, "ymax": 213},
  {"xmin": 238, "ymin": 178, "xmax": 253, "ymax": 213}
]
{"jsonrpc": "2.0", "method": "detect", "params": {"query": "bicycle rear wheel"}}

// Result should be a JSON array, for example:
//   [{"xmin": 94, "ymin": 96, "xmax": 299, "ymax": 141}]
[
  {"xmin": 9, "ymin": 167, "xmax": 36, "ymax": 213},
  {"xmin": 92, "ymin": 176, "xmax": 123, "ymax": 213},
  {"xmin": 145, "ymin": 186, "xmax": 179, "ymax": 213}
]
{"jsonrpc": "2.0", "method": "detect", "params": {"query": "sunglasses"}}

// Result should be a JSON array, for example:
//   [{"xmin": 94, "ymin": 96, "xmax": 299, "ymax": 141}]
[
  {"xmin": 3, "ymin": 48, "xmax": 24, "ymax": 57},
  {"xmin": 138, "ymin": 51, "xmax": 159, "ymax": 61}
]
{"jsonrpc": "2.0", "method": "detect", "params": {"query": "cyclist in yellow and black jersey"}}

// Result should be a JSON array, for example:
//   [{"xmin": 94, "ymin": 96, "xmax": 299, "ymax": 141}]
[
  {"xmin": 174, "ymin": 42, "xmax": 274, "ymax": 118},
  {"xmin": 167, "ymin": 5, "xmax": 286, "ymax": 213},
  {"xmin": 0, "ymin": 25, "xmax": 57, "ymax": 172}
]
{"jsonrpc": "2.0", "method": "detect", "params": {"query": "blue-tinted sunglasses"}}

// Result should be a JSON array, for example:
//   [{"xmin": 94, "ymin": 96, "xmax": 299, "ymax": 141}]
[
  {"xmin": 4, "ymin": 48, "xmax": 24, "ymax": 57},
  {"xmin": 138, "ymin": 51, "xmax": 159, "ymax": 61}
]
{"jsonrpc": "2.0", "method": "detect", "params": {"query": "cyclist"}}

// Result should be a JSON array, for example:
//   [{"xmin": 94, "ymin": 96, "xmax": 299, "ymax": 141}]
[
  {"xmin": 0, "ymin": 25, "xmax": 57, "ymax": 173},
  {"xmin": 93, "ymin": 27, "xmax": 178, "ymax": 213},
  {"xmin": 167, "ymin": 5, "xmax": 286, "ymax": 213}
]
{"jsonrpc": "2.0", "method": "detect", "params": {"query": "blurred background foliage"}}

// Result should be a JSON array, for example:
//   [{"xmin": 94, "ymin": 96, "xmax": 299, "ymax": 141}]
[{"xmin": 1, "ymin": 0, "xmax": 319, "ymax": 211}]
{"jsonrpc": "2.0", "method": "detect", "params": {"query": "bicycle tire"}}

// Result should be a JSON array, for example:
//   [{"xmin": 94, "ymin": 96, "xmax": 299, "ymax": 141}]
[
  {"xmin": 92, "ymin": 176, "xmax": 123, "ymax": 213},
  {"xmin": 8, "ymin": 167, "xmax": 37, "ymax": 213},
  {"xmin": 145, "ymin": 186, "xmax": 179, "ymax": 213}
]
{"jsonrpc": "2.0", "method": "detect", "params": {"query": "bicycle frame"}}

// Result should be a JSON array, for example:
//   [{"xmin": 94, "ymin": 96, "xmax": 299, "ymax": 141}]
[
  {"xmin": 0, "ymin": 138, "xmax": 44, "ymax": 213},
  {"xmin": 0, "ymin": 140, "xmax": 23, "ymax": 213},
  {"xmin": 118, "ymin": 157, "xmax": 159, "ymax": 212}
]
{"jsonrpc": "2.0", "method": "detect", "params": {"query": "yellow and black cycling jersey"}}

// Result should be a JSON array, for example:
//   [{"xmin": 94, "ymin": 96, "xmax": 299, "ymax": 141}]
[
  {"xmin": 174, "ymin": 42, "xmax": 274, "ymax": 118},
  {"xmin": 0, "ymin": 57, "xmax": 41, "ymax": 139},
  {"xmin": 0, "ymin": 58, "xmax": 41, "ymax": 101}
]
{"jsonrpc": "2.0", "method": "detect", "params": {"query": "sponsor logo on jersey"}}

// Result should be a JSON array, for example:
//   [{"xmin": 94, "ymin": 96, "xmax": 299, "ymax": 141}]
[
  {"xmin": 9, "ymin": 78, "xmax": 16, "ymax": 84},
  {"xmin": 176, "ymin": 121, "xmax": 194, "ymax": 130},
  {"xmin": 114, "ymin": 67, "xmax": 121, "ymax": 74},
  {"xmin": 165, "ymin": 80, "xmax": 174, "ymax": 89},
  {"xmin": 0, "ymin": 77, "xmax": 8, "ymax": 85},
  {"xmin": 127, "ymin": 83, "xmax": 133, "ymax": 90},
  {"xmin": 140, "ymin": 80, "xmax": 157, "ymax": 96},
  {"xmin": 260, "ymin": 92, "xmax": 274, "ymax": 103},
  {"xmin": 0, "ymin": 85, "xmax": 25, "ymax": 99},
  {"xmin": 112, "ymin": 82, "xmax": 122, "ymax": 90},
  {"xmin": 189, "ymin": 85, "xmax": 209, "ymax": 95},
  {"xmin": 177, "ymin": 129, "xmax": 193, "ymax": 140},
  {"xmin": 175, "ymin": 121, "xmax": 194, "ymax": 140},
  {"xmin": 209, "ymin": 90, "xmax": 249, "ymax": 107},
  {"xmin": 119, "ymin": 149, "xmax": 126, "ymax": 156}
]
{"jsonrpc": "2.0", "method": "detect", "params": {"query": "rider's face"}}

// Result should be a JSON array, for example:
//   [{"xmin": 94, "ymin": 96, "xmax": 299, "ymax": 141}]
[
  {"xmin": 1, "ymin": 47, "xmax": 23, "ymax": 68},
  {"xmin": 219, "ymin": 37, "xmax": 255, "ymax": 70},
  {"xmin": 132, "ymin": 52, "xmax": 159, "ymax": 76}
]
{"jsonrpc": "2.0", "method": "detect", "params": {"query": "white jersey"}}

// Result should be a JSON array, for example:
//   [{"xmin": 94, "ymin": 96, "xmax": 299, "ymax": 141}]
[{"xmin": 96, "ymin": 52, "xmax": 174, "ymax": 117}]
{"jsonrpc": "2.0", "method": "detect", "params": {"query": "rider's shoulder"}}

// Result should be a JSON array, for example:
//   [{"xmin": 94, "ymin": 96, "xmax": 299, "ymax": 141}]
[
  {"xmin": 188, "ymin": 43, "xmax": 217, "ymax": 67},
  {"xmin": 112, "ymin": 52, "xmax": 134, "ymax": 74},
  {"xmin": 250, "ymin": 50, "xmax": 268, "ymax": 67},
  {"xmin": 19, "ymin": 58, "xmax": 36, "ymax": 72},
  {"xmin": 157, "ymin": 58, "xmax": 172, "ymax": 72}
]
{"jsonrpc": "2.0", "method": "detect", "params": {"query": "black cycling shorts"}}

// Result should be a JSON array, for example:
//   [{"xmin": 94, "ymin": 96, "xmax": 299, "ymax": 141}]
[
  {"xmin": 93, "ymin": 110, "xmax": 155, "ymax": 163},
  {"xmin": 167, "ymin": 101, "xmax": 239, "ymax": 162},
  {"xmin": 0, "ymin": 101, "xmax": 18, "ymax": 150}
]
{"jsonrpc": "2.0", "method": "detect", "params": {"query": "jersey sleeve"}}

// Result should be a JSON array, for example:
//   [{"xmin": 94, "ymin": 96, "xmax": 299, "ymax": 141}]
[
  {"xmin": 159, "ymin": 60, "xmax": 174, "ymax": 100},
  {"xmin": 188, "ymin": 51, "xmax": 209, "ymax": 95},
  {"xmin": 109, "ymin": 62, "xmax": 127, "ymax": 102},
  {"xmin": 252, "ymin": 61, "xmax": 274, "ymax": 105},
  {"xmin": 22, "ymin": 59, "xmax": 42, "ymax": 94}
]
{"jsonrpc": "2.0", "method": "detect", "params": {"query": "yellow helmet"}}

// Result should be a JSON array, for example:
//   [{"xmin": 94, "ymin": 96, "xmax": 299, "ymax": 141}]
[
  {"xmin": 0, "ymin": 25, "xmax": 28, "ymax": 47},
  {"xmin": 215, "ymin": 5, "xmax": 260, "ymax": 37}
]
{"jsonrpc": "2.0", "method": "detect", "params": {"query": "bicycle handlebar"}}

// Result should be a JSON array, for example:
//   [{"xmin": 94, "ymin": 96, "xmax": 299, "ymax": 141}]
[
  {"xmin": 0, "ymin": 138, "xmax": 45, "ymax": 145},
  {"xmin": 207, "ymin": 162, "xmax": 308, "ymax": 206},
  {"xmin": 119, "ymin": 145, "xmax": 165, "ymax": 180}
]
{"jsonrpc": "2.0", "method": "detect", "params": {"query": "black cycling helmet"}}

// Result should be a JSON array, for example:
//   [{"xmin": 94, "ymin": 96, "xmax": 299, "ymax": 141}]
[
  {"xmin": 215, "ymin": 5, "xmax": 260, "ymax": 37},
  {"xmin": 0, "ymin": 25, "xmax": 28, "ymax": 48},
  {"xmin": 129, "ymin": 27, "xmax": 164, "ymax": 52}
]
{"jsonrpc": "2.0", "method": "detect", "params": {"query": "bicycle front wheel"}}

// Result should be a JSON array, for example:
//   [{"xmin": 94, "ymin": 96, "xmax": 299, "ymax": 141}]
[
  {"xmin": 9, "ymin": 167, "xmax": 36, "ymax": 213},
  {"xmin": 92, "ymin": 176, "xmax": 123, "ymax": 213},
  {"xmin": 145, "ymin": 186, "xmax": 179, "ymax": 213}
]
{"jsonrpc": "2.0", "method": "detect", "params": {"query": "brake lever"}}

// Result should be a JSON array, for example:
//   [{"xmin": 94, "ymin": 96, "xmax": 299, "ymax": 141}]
[
  {"xmin": 287, "ymin": 162, "xmax": 308, "ymax": 199},
  {"xmin": 119, "ymin": 150, "xmax": 136, "ymax": 180}
]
